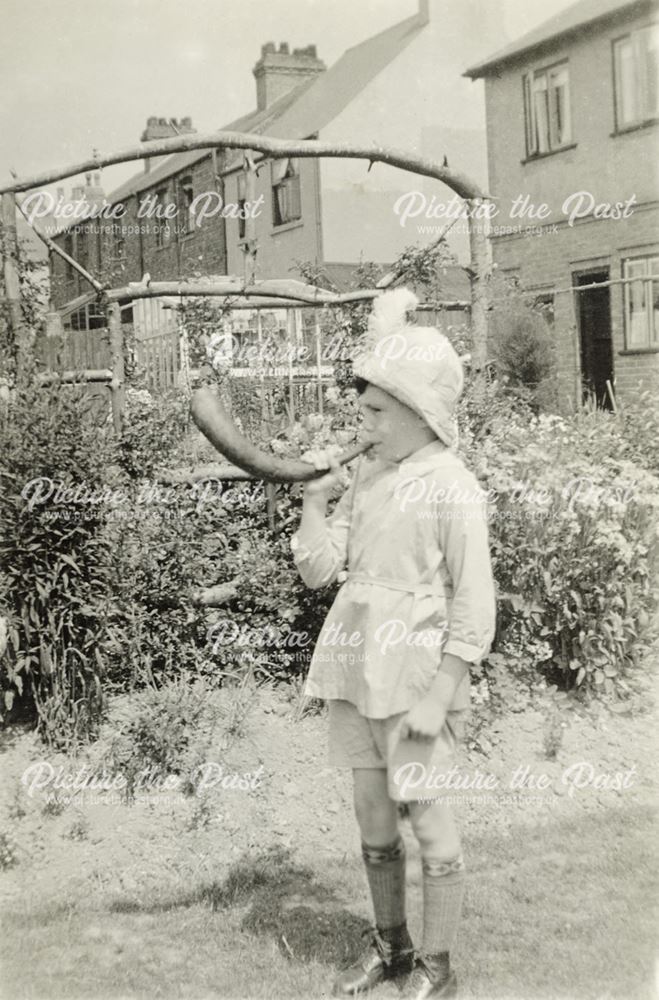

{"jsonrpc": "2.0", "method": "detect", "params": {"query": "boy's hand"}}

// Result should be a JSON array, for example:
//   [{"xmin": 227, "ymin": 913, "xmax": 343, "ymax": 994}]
[
  {"xmin": 301, "ymin": 445, "xmax": 346, "ymax": 498},
  {"xmin": 399, "ymin": 699, "xmax": 447, "ymax": 742}
]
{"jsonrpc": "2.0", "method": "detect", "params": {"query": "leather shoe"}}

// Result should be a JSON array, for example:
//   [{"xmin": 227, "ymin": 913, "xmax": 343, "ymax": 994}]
[
  {"xmin": 331, "ymin": 925, "xmax": 415, "ymax": 997},
  {"xmin": 401, "ymin": 954, "xmax": 458, "ymax": 999}
]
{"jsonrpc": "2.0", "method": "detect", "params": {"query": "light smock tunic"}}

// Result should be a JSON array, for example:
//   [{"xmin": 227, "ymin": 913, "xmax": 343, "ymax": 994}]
[{"xmin": 290, "ymin": 440, "xmax": 497, "ymax": 719}]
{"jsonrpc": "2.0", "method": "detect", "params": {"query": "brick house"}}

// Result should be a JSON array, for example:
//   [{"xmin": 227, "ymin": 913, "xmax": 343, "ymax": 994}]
[
  {"xmin": 48, "ymin": 1, "xmax": 511, "ymax": 326},
  {"xmin": 465, "ymin": 0, "xmax": 659, "ymax": 409}
]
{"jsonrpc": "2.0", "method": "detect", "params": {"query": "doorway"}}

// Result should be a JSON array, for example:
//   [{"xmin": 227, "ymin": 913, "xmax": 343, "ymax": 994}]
[{"xmin": 576, "ymin": 270, "xmax": 613, "ymax": 409}]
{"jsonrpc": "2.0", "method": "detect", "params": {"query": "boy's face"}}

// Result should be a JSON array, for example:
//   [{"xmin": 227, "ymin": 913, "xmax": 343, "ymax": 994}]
[{"xmin": 358, "ymin": 383, "xmax": 436, "ymax": 462}]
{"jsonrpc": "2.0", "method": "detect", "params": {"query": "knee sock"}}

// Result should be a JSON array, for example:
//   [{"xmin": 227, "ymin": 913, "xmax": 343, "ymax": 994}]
[
  {"xmin": 361, "ymin": 835, "xmax": 408, "ymax": 940},
  {"xmin": 420, "ymin": 853, "xmax": 465, "ymax": 960}
]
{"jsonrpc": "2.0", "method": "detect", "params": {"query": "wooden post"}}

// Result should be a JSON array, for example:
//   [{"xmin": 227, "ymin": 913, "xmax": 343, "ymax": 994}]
[
  {"xmin": 107, "ymin": 302, "xmax": 125, "ymax": 434},
  {"xmin": 315, "ymin": 311, "xmax": 323, "ymax": 415},
  {"xmin": 257, "ymin": 310, "xmax": 267, "ymax": 436},
  {"xmin": 265, "ymin": 482, "xmax": 277, "ymax": 532},
  {"xmin": 1, "ymin": 193, "xmax": 27, "ymax": 379},
  {"xmin": 468, "ymin": 207, "xmax": 490, "ymax": 373},
  {"xmin": 287, "ymin": 308, "xmax": 295, "ymax": 420},
  {"xmin": 243, "ymin": 155, "xmax": 257, "ymax": 285}
]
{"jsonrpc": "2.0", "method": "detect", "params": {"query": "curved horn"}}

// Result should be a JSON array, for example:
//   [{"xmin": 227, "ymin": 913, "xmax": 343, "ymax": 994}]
[{"xmin": 190, "ymin": 386, "xmax": 371, "ymax": 483}]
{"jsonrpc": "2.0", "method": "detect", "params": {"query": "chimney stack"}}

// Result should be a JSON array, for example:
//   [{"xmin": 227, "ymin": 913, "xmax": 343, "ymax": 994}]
[
  {"xmin": 140, "ymin": 117, "xmax": 196, "ymax": 172},
  {"xmin": 252, "ymin": 42, "xmax": 325, "ymax": 110}
]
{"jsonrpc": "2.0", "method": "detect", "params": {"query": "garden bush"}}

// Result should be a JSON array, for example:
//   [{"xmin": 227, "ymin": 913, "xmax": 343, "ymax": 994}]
[
  {"xmin": 487, "ymin": 273, "xmax": 558, "ymax": 412},
  {"xmin": 117, "ymin": 386, "xmax": 190, "ymax": 480},
  {"xmin": 103, "ymin": 480, "xmax": 214, "ymax": 691},
  {"xmin": 459, "ymin": 386, "xmax": 659, "ymax": 701},
  {"xmin": 0, "ymin": 373, "xmax": 119, "ymax": 746},
  {"xmin": 101, "ymin": 673, "xmax": 233, "ymax": 801}
]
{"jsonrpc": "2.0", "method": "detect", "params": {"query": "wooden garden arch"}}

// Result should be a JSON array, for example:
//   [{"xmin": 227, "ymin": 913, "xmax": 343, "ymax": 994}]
[{"xmin": 0, "ymin": 131, "xmax": 492, "ymax": 433}]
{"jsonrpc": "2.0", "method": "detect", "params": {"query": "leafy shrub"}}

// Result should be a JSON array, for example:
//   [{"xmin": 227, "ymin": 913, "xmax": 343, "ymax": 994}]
[
  {"xmin": 104, "ymin": 479, "xmax": 215, "ymax": 691},
  {"xmin": 117, "ymin": 386, "xmax": 190, "ymax": 479},
  {"xmin": 102, "ymin": 674, "xmax": 233, "ymax": 801},
  {"xmin": 462, "ymin": 397, "xmax": 659, "ymax": 700},
  {"xmin": 0, "ymin": 374, "xmax": 118, "ymax": 746},
  {"xmin": 487, "ymin": 274, "xmax": 558, "ymax": 412}
]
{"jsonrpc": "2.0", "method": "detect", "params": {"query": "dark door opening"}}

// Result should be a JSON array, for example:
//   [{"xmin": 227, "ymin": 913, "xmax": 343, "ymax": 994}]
[{"xmin": 576, "ymin": 270, "xmax": 613, "ymax": 409}]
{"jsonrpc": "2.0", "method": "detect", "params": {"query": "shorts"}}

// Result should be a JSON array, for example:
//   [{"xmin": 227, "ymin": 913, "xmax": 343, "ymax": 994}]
[{"xmin": 327, "ymin": 699, "xmax": 468, "ymax": 803}]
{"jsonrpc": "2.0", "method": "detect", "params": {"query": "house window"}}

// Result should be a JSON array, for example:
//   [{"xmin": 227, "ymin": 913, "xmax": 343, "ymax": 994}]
[
  {"xmin": 155, "ymin": 188, "xmax": 170, "ymax": 247},
  {"xmin": 272, "ymin": 159, "xmax": 302, "ymax": 227},
  {"xmin": 113, "ymin": 225, "xmax": 125, "ymax": 263},
  {"xmin": 178, "ymin": 175, "xmax": 194, "ymax": 234},
  {"xmin": 237, "ymin": 173, "xmax": 247, "ymax": 240},
  {"xmin": 76, "ymin": 229, "xmax": 88, "ymax": 272},
  {"xmin": 623, "ymin": 255, "xmax": 659, "ymax": 349},
  {"xmin": 533, "ymin": 292, "xmax": 555, "ymax": 327},
  {"xmin": 613, "ymin": 25, "xmax": 659, "ymax": 129},
  {"xmin": 523, "ymin": 62, "xmax": 572, "ymax": 155},
  {"xmin": 64, "ymin": 232, "xmax": 74, "ymax": 281}
]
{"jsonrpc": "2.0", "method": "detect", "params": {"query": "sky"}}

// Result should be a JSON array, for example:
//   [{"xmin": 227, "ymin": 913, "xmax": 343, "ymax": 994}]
[{"xmin": 2, "ymin": 0, "xmax": 577, "ymax": 194}]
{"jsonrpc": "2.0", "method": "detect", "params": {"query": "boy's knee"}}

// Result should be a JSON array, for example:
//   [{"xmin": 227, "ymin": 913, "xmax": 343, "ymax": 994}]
[
  {"xmin": 354, "ymin": 794, "xmax": 397, "ymax": 839},
  {"xmin": 352, "ymin": 771, "xmax": 398, "ymax": 842},
  {"xmin": 408, "ymin": 801, "xmax": 461, "ymax": 860}
]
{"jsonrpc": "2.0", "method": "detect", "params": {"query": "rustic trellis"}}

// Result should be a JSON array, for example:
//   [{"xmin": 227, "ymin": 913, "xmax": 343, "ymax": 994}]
[{"xmin": 0, "ymin": 130, "xmax": 492, "ymax": 435}]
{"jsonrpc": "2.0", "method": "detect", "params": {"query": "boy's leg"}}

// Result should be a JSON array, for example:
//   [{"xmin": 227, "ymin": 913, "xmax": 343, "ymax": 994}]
[
  {"xmin": 353, "ymin": 767, "xmax": 405, "ymax": 928},
  {"xmin": 404, "ymin": 800, "xmax": 463, "ymax": 998},
  {"xmin": 333, "ymin": 768, "xmax": 414, "ymax": 996}
]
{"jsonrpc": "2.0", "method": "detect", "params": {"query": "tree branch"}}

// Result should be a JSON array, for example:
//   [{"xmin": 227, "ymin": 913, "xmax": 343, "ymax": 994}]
[
  {"xmin": 15, "ymin": 195, "xmax": 105, "ymax": 294},
  {"xmin": 1, "ymin": 131, "xmax": 487, "ymax": 202}
]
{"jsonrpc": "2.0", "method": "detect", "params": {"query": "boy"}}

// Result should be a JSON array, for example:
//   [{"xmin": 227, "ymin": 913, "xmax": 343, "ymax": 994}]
[{"xmin": 290, "ymin": 289, "xmax": 496, "ymax": 999}]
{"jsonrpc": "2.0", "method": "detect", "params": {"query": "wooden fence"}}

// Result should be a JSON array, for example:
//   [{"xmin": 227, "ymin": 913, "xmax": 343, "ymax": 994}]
[{"xmin": 134, "ymin": 329, "xmax": 181, "ymax": 392}]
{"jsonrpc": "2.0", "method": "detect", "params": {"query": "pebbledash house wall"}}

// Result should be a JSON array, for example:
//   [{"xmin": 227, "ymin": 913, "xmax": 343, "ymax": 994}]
[{"xmin": 476, "ymin": 2, "xmax": 659, "ymax": 408}]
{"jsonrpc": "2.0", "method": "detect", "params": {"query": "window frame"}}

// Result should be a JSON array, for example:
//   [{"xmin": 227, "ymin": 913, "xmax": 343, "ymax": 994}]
[
  {"xmin": 612, "ymin": 23, "xmax": 659, "ymax": 132},
  {"xmin": 271, "ymin": 158, "xmax": 302, "ymax": 228},
  {"xmin": 522, "ymin": 59, "xmax": 573, "ymax": 158},
  {"xmin": 155, "ymin": 187, "xmax": 170, "ymax": 248},
  {"xmin": 622, "ymin": 253, "xmax": 659, "ymax": 351},
  {"xmin": 237, "ymin": 172, "xmax": 247, "ymax": 241},
  {"xmin": 177, "ymin": 175, "xmax": 195, "ymax": 236}
]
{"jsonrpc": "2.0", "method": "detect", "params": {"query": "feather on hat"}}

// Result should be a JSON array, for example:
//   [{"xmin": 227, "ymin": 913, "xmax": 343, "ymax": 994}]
[{"xmin": 353, "ymin": 287, "xmax": 464, "ymax": 449}]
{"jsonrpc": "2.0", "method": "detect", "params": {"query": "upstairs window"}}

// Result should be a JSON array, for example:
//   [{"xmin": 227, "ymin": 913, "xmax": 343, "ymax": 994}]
[
  {"xmin": 623, "ymin": 255, "xmax": 659, "ymax": 350},
  {"xmin": 272, "ymin": 158, "xmax": 301, "ymax": 227},
  {"xmin": 613, "ymin": 25, "xmax": 659, "ymax": 129},
  {"xmin": 178, "ymin": 176, "xmax": 194, "ymax": 235},
  {"xmin": 237, "ymin": 172, "xmax": 247, "ymax": 241},
  {"xmin": 64, "ymin": 232, "xmax": 74, "ymax": 281},
  {"xmin": 155, "ymin": 188, "xmax": 170, "ymax": 248},
  {"xmin": 114, "ymin": 225, "xmax": 126, "ymax": 264},
  {"xmin": 523, "ymin": 62, "xmax": 572, "ymax": 156}
]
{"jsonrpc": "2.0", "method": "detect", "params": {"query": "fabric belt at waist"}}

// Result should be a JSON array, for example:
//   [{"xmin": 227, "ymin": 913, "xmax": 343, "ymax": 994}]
[{"xmin": 339, "ymin": 570, "xmax": 453, "ymax": 599}]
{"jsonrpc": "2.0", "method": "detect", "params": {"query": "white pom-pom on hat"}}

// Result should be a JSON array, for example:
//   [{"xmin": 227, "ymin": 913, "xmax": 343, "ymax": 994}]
[
  {"xmin": 354, "ymin": 285, "xmax": 465, "ymax": 450},
  {"xmin": 367, "ymin": 287, "xmax": 419, "ymax": 344}
]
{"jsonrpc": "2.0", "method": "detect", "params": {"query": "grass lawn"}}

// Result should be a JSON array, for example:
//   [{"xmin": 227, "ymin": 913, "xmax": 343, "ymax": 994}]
[{"xmin": 2, "ymin": 802, "xmax": 656, "ymax": 1000}]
